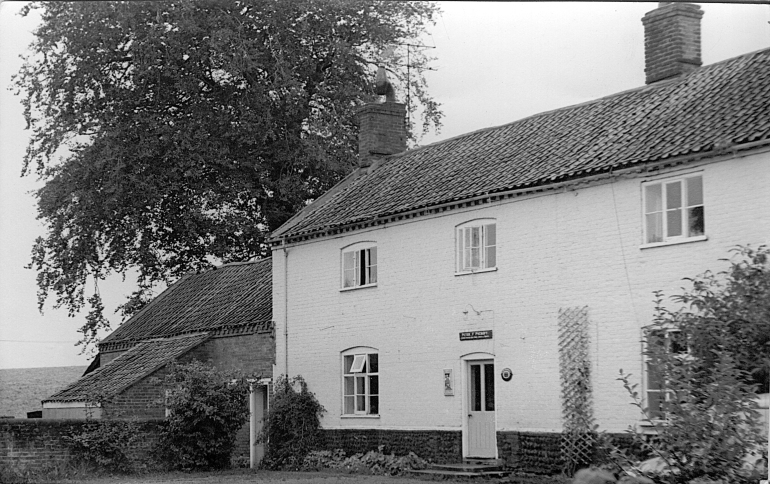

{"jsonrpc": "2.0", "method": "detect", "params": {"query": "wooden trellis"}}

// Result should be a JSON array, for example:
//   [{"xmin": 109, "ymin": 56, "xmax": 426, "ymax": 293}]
[{"xmin": 558, "ymin": 306, "xmax": 595, "ymax": 475}]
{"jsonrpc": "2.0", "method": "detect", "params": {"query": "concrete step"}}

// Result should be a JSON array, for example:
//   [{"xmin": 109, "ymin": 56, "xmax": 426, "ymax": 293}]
[
  {"xmin": 462, "ymin": 458, "xmax": 505, "ymax": 465},
  {"xmin": 431, "ymin": 462, "xmax": 505, "ymax": 472},
  {"xmin": 409, "ymin": 459, "xmax": 510, "ymax": 478},
  {"xmin": 409, "ymin": 468, "xmax": 511, "ymax": 478}
]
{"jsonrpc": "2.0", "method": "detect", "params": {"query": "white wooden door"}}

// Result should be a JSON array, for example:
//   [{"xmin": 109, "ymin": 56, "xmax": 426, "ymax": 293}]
[
  {"xmin": 250, "ymin": 386, "xmax": 267, "ymax": 468},
  {"xmin": 467, "ymin": 360, "xmax": 496, "ymax": 458}
]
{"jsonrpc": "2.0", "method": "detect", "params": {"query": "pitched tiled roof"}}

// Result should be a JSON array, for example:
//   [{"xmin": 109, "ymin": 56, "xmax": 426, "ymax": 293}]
[
  {"xmin": 272, "ymin": 48, "xmax": 770, "ymax": 241},
  {"xmin": 44, "ymin": 333, "xmax": 210, "ymax": 403},
  {"xmin": 101, "ymin": 258, "xmax": 271, "ymax": 346}
]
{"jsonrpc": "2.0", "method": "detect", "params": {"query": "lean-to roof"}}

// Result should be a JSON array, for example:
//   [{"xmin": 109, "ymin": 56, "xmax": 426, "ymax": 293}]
[{"xmin": 44, "ymin": 333, "xmax": 210, "ymax": 403}]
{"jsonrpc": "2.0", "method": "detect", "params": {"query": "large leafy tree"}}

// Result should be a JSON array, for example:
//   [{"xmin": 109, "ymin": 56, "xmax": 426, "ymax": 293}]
[{"xmin": 14, "ymin": 1, "xmax": 441, "ymax": 347}]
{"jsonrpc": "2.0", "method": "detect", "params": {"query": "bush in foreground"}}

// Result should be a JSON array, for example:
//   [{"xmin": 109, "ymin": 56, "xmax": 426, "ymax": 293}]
[
  {"xmin": 260, "ymin": 375, "xmax": 325, "ymax": 469},
  {"xmin": 605, "ymin": 246, "xmax": 769, "ymax": 484},
  {"xmin": 158, "ymin": 361, "xmax": 254, "ymax": 470}
]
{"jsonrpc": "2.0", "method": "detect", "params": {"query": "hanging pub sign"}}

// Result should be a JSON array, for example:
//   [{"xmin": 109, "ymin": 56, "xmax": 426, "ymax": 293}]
[{"xmin": 459, "ymin": 330, "xmax": 493, "ymax": 341}]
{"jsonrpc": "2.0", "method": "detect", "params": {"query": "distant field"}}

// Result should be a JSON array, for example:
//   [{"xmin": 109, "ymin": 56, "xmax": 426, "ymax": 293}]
[{"xmin": 0, "ymin": 366, "xmax": 86, "ymax": 418}]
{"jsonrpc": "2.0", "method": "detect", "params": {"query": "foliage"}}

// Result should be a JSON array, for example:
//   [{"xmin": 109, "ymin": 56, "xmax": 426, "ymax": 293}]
[
  {"xmin": 662, "ymin": 245, "xmax": 770, "ymax": 393},
  {"xmin": 67, "ymin": 419, "xmax": 144, "ymax": 473},
  {"xmin": 614, "ymin": 365, "xmax": 763, "ymax": 484},
  {"xmin": 603, "ymin": 246, "xmax": 770, "ymax": 484},
  {"xmin": 260, "ymin": 375, "xmax": 325, "ymax": 470},
  {"xmin": 13, "ymin": 0, "xmax": 442, "ymax": 349},
  {"xmin": 157, "ymin": 361, "xmax": 254, "ymax": 470},
  {"xmin": 302, "ymin": 446, "xmax": 428, "ymax": 475}
]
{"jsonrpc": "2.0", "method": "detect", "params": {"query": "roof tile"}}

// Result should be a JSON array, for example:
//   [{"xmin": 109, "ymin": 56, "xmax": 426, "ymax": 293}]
[
  {"xmin": 44, "ymin": 333, "xmax": 210, "ymax": 403},
  {"xmin": 101, "ymin": 258, "xmax": 271, "ymax": 345},
  {"xmin": 273, "ymin": 49, "xmax": 770, "ymax": 240}
]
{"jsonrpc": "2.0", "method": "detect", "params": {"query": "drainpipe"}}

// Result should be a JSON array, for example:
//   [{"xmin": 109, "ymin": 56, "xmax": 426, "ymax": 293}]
[
  {"xmin": 282, "ymin": 239, "xmax": 289, "ymax": 376},
  {"xmin": 249, "ymin": 381, "xmax": 256, "ymax": 469}
]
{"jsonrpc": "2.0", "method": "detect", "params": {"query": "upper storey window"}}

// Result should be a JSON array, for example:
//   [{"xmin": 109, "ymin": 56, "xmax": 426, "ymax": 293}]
[
  {"xmin": 456, "ymin": 220, "xmax": 496, "ymax": 273},
  {"xmin": 342, "ymin": 243, "xmax": 377, "ymax": 289},
  {"xmin": 644, "ymin": 175, "xmax": 704, "ymax": 244}
]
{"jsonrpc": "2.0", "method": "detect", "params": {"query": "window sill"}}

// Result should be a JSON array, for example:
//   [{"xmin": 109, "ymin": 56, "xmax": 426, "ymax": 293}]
[
  {"xmin": 637, "ymin": 420, "xmax": 666, "ymax": 433},
  {"xmin": 639, "ymin": 235, "xmax": 708, "ymax": 250},
  {"xmin": 341, "ymin": 414, "xmax": 380, "ymax": 419},
  {"xmin": 455, "ymin": 267, "xmax": 498, "ymax": 277},
  {"xmin": 340, "ymin": 283, "xmax": 378, "ymax": 292}
]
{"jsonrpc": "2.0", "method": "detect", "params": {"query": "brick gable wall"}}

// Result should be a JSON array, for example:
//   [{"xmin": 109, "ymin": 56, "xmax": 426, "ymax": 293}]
[{"xmin": 97, "ymin": 332, "xmax": 273, "ymax": 460}]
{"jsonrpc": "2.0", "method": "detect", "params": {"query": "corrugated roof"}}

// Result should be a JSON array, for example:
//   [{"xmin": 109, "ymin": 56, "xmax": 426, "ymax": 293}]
[
  {"xmin": 272, "ymin": 48, "xmax": 770, "ymax": 241},
  {"xmin": 101, "ymin": 258, "xmax": 272, "ymax": 345},
  {"xmin": 44, "ymin": 333, "xmax": 210, "ymax": 403}
]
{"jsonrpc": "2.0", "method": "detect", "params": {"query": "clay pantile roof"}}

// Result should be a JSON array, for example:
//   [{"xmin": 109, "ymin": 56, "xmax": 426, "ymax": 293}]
[
  {"xmin": 272, "ymin": 48, "xmax": 770, "ymax": 241},
  {"xmin": 44, "ymin": 333, "xmax": 210, "ymax": 403},
  {"xmin": 101, "ymin": 258, "xmax": 271, "ymax": 346}
]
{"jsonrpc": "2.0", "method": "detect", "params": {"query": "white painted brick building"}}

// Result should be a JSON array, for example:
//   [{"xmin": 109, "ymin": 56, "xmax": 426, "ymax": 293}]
[{"xmin": 270, "ymin": 2, "xmax": 770, "ymax": 466}]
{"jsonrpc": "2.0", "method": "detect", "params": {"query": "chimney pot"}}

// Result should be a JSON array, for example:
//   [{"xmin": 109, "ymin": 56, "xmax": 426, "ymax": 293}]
[{"xmin": 642, "ymin": 2, "xmax": 704, "ymax": 84}]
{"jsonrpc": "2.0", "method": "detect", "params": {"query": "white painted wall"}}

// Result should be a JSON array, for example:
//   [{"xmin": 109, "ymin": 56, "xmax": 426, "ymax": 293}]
[
  {"xmin": 42, "ymin": 402, "xmax": 102, "ymax": 419},
  {"xmin": 273, "ymin": 149, "xmax": 770, "ymax": 434}
]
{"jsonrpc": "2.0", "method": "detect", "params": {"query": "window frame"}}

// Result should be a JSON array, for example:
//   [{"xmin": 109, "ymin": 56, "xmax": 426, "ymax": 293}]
[
  {"xmin": 456, "ymin": 220, "xmax": 497, "ymax": 274},
  {"xmin": 341, "ymin": 349, "xmax": 379, "ymax": 417},
  {"xmin": 341, "ymin": 242, "xmax": 378, "ymax": 290},
  {"xmin": 644, "ymin": 328, "xmax": 689, "ymax": 422},
  {"xmin": 642, "ymin": 174, "xmax": 705, "ymax": 247}
]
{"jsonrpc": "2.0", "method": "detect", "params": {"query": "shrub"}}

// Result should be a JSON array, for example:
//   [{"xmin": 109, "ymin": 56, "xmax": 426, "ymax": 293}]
[
  {"xmin": 605, "ymin": 246, "xmax": 769, "ymax": 484},
  {"xmin": 302, "ymin": 447, "xmax": 428, "ymax": 475},
  {"xmin": 157, "ymin": 361, "xmax": 254, "ymax": 470},
  {"xmin": 67, "ymin": 418, "xmax": 143, "ymax": 473},
  {"xmin": 667, "ymin": 245, "xmax": 770, "ymax": 393},
  {"xmin": 260, "ymin": 375, "xmax": 325, "ymax": 469}
]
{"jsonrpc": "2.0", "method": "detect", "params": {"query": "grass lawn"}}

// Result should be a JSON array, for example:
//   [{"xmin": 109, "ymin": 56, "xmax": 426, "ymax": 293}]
[{"xmin": 3, "ymin": 468, "xmax": 572, "ymax": 484}]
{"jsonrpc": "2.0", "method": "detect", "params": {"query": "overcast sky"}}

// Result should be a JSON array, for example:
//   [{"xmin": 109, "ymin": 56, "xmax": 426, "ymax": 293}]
[{"xmin": 1, "ymin": 2, "xmax": 769, "ymax": 369}]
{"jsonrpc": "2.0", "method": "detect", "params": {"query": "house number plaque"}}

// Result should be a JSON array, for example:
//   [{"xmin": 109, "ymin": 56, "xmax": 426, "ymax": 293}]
[{"xmin": 459, "ymin": 330, "xmax": 493, "ymax": 341}]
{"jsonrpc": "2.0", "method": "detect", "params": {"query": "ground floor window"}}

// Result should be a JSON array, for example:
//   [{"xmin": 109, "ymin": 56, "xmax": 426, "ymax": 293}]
[
  {"xmin": 343, "ymin": 352, "xmax": 379, "ymax": 415},
  {"xmin": 645, "ymin": 329, "xmax": 687, "ymax": 420}
]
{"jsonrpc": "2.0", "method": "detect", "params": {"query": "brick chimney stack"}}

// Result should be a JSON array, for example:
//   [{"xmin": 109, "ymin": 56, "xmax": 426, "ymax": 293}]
[
  {"xmin": 642, "ymin": 2, "xmax": 704, "ymax": 84},
  {"xmin": 355, "ymin": 66, "xmax": 407, "ymax": 168}
]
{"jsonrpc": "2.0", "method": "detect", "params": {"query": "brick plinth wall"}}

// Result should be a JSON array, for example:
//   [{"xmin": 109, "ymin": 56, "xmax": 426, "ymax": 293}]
[
  {"xmin": 320, "ymin": 429, "xmax": 462, "ymax": 464},
  {"xmin": 0, "ymin": 418, "xmax": 163, "ymax": 471},
  {"xmin": 497, "ymin": 431, "xmax": 564, "ymax": 474},
  {"xmin": 497, "ymin": 431, "xmax": 642, "ymax": 475},
  {"xmin": 317, "ymin": 429, "xmax": 637, "ymax": 474}
]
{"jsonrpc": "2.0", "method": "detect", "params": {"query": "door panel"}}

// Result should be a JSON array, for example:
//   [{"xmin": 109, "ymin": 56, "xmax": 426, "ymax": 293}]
[{"xmin": 467, "ymin": 360, "xmax": 496, "ymax": 458}]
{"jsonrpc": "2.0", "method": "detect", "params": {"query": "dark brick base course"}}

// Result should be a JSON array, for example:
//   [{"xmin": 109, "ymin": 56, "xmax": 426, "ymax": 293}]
[
  {"xmin": 497, "ymin": 431, "xmax": 563, "ymax": 474},
  {"xmin": 319, "ymin": 429, "xmax": 634, "ymax": 474},
  {"xmin": 320, "ymin": 429, "xmax": 462, "ymax": 464}
]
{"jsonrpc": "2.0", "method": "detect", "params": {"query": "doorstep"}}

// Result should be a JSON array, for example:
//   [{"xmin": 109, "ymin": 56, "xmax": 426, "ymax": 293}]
[{"xmin": 409, "ymin": 458, "xmax": 510, "ymax": 478}]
